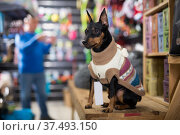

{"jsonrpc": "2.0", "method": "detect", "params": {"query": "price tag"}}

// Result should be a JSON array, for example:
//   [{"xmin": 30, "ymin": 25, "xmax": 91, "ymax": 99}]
[{"xmin": 94, "ymin": 81, "xmax": 103, "ymax": 105}]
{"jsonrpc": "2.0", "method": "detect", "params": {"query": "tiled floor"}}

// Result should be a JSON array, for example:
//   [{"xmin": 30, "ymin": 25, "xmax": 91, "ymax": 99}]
[{"xmin": 16, "ymin": 101, "xmax": 79, "ymax": 120}]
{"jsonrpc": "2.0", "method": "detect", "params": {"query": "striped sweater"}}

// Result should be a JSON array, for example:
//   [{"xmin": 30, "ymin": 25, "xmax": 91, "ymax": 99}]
[{"xmin": 88, "ymin": 38, "xmax": 145, "ymax": 96}]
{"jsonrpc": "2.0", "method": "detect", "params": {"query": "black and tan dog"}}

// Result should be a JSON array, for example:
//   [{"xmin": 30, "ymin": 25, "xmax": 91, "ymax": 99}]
[{"xmin": 82, "ymin": 8, "xmax": 145, "ymax": 113}]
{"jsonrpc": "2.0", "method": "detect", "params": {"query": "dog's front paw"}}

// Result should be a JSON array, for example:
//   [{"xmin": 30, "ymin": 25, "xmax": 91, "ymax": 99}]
[
  {"xmin": 102, "ymin": 107, "xmax": 113, "ymax": 113},
  {"xmin": 101, "ymin": 102, "xmax": 109, "ymax": 108},
  {"xmin": 85, "ymin": 103, "xmax": 92, "ymax": 109}
]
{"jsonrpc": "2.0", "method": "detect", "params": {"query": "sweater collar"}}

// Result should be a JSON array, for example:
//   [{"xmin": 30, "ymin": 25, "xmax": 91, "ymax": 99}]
[{"xmin": 91, "ymin": 38, "xmax": 117, "ymax": 65}]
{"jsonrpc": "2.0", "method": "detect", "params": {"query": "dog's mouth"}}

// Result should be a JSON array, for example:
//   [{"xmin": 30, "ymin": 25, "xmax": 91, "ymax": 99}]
[{"xmin": 82, "ymin": 41, "xmax": 99, "ymax": 49}]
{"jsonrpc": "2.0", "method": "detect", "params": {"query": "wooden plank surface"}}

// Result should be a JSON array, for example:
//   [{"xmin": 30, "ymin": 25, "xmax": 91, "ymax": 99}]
[
  {"xmin": 146, "ymin": 95, "xmax": 169, "ymax": 107},
  {"xmin": 144, "ymin": 0, "xmax": 168, "ymax": 16},
  {"xmin": 169, "ymin": 64, "xmax": 180, "ymax": 101},
  {"xmin": 146, "ymin": 52, "xmax": 168, "ymax": 57},
  {"xmin": 168, "ymin": 56, "xmax": 180, "ymax": 64},
  {"xmin": 68, "ymin": 80, "xmax": 168, "ymax": 120},
  {"xmin": 165, "ymin": 81, "xmax": 180, "ymax": 120}
]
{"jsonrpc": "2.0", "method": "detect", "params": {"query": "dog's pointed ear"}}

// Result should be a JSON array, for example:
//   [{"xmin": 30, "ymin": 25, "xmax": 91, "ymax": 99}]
[
  {"xmin": 99, "ymin": 8, "xmax": 108, "ymax": 27},
  {"xmin": 86, "ymin": 10, "xmax": 93, "ymax": 23}
]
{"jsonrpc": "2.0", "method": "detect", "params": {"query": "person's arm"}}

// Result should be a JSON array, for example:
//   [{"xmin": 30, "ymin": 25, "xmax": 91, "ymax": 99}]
[
  {"xmin": 40, "ymin": 41, "xmax": 51, "ymax": 54},
  {"xmin": 15, "ymin": 34, "xmax": 38, "ymax": 51}
]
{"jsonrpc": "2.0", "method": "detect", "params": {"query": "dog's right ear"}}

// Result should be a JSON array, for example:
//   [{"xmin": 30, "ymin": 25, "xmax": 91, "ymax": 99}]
[{"xmin": 86, "ymin": 10, "xmax": 93, "ymax": 23}]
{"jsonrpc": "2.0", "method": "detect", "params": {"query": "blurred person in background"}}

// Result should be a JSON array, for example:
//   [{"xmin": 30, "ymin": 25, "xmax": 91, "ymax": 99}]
[{"xmin": 15, "ymin": 15, "xmax": 56, "ymax": 120}]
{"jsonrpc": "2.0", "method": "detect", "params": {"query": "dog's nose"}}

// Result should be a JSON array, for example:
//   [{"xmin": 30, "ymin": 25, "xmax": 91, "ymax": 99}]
[{"xmin": 82, "ymin": 41, "xmax": 88, "ymax": 45}]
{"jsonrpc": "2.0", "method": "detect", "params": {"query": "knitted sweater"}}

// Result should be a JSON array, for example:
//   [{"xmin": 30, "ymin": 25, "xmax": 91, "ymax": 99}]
[{"xmin": 88, "ymin": 38, "xmax": 145, "ymax": 96}]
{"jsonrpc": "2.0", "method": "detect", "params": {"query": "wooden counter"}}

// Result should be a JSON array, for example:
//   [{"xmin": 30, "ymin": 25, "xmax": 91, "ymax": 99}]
[{"xmin": 68, "ymin": 80, "xmax": 168, "ymax": 120}]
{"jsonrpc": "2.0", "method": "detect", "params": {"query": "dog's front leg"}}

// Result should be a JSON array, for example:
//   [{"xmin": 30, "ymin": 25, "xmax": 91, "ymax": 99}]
[
  {"xmin": 102, "ymin": 76, "xmax": 117, "ymax": 113},
  {"xmin": 85, "ymin": 76, "xmax": 94, "ymax": 109}
]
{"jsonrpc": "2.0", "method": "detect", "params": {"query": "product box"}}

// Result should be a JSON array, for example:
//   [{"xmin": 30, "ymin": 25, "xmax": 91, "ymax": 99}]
[
  {"xmin": 145, "ymin": 16, "xmax": 152, "ymax": 35},
  {"xmin": 158, "ymin": 58, "xmax": 164, "ymax": 78},
  {"xmin": 152, "ymin": 14, "xmax": 158, "ymax": 34},
  {"xmin": 157, "ymin": 77, "xmax": 164, "ymax": 96},
  {"xmin": 152, "ymin": 34, "xmax": 158, "ymax": 52},
  {"xmin": 163, "ymin": 31, "xmax": 169, "ymax": 52},
  {"xmin": 148, "ymin": 77, "xmax": 158, "ymax": 96},
  {"xmin": 164, "ymin": 59, "xmax": 169, "ymax": 81},
  {"xmin": 163, "ymin": 80, "xmax": 169, "ymax": 102},
  {"xmin": 163, "ymin": 8, "xmax": 169, "ymax": 31},
  {"xmin": 158, "ymin": 12, "xmax": 163, "ymax": 34},
  {"xmin": 146, "ymin": 58, "xmax": 158, "ymax": 78},
  {"xmin": 158, "ymin": 33, "xmax": 164, "ymax": 52},
  {"xmin": 146, "ymin": 35, "xmax": 152, "ymax": 53}
]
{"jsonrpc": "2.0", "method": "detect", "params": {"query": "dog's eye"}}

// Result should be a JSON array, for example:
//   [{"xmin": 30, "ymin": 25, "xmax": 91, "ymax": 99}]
[
  {"xmin": 85, "ymin": 29, "xmax": 88, "ymax": 34},
  {"xmin": 95, "ymin": 29, "xmax": 100, "ymax": 34}
]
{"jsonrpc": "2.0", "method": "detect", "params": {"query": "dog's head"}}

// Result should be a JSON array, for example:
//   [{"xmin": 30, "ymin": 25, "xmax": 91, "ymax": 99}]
[{"xmin": 82, "ymin": 8, "xmax": 109, "ymax": 49}]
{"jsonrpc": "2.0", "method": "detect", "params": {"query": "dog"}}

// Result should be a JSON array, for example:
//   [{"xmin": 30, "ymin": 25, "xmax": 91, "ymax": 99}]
[{"xmin": 82, "ymin": 8, "xmax": 145, "ymax": 113}]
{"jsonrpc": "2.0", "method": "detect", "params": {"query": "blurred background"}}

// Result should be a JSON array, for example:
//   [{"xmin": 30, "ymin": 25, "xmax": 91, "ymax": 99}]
[{"xmin": 0, "ymin": 0, "xmax": 144, "ymax": 120}]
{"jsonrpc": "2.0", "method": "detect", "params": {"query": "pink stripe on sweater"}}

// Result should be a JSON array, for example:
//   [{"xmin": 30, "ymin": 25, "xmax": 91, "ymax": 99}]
[{"xmin": 119, "ymin": 58, "xmax": 131, "ymax": 76}]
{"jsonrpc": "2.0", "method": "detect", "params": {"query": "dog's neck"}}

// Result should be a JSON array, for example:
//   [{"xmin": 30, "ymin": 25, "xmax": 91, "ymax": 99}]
[{"xmin": 93, "ymin": 30, "xmax": 112, "ymax": 52}]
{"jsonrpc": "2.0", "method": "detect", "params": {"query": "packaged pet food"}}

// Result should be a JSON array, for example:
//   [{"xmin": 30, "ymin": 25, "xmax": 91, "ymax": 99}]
[
  {"xmin": 146, "ymin": 35, "xmax": 152, "ymax": 53},
  {"xmin": 163, "ymin": 31, "xmax": 169, "ymax": 52},
  {"xmin": 152, "ymin": 34, "xmax": 158, "ymax": 52},
  {"xmin": 158, "ymin": 33, "xmax": 164, "ymax": 52},
  {"xmin": 158, "ymin": 12, "xmax": 163, "ymax": 34},
  {"xmin": 163, "ymin": 80, "xmax": 169, "ymax": 102},
  {"xmin": 163, "ymin": 8, "xmax": 169, "ymax": 31}
]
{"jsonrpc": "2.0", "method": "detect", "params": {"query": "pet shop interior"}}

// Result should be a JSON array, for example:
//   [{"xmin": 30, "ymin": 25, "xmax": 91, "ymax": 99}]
[{"xmin": 0, "ymin": 0, "xmax": 180, "ymax": 120}]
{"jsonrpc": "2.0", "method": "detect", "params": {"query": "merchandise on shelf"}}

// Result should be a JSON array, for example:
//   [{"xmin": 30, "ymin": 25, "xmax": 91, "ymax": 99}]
[
  {"xmin": 164, "ymin": 58, "xmax": 169, "ymax": 81},
  {"xmin": 145, "ymin": 16, "xmax": 152, "ymax": 35},
  {"xmin": 151, "ymin": 34, "xmax": 158, "ymax": 52},
  {"xmin": 163, "ymin": 8, "xmax": 169, "ymax": 31},
  {"xmin": 158, "ymin": 33, "xmax": 164, "ymax": 52},
  {"xmin": 146, "ymin": 35, "xmax": 152, "ymax": 53},
  {"xmin": 152, "ymin": 14, "xmax": 158, "ymax": 34},
  {"xmin": 146, "ymin": 58, "xmax": 158, "ymax": 78},
  {"xmin": 163, "ymin": 79, "xmax": 169, "ymax": 102},
  {"xmin": 158, "ymin": 12, "xmax": 163, "ymax": 34},
  {"xmin": 145, "ymin": 58, "xmax": 165, "ymax": 96},
  {"xmin": 163, "ymin": 30, "xmax": 169, "ymax": 52}
]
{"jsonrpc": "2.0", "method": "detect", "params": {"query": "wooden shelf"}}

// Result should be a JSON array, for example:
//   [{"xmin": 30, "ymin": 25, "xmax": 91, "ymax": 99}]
[
  {"xmin": 144, "ymin": 0, "xmax": 168, "ymax": 16},
  {"xmin": 68, "ymin": 80, "xmax": 168, "ymax": 120},
  {"xmin": 146, "ymin": 52, "xmax": 168, "ymax": 57},
  {"xmin": 168, "ymin": 55, "xmax": 180, "ymax": 64},
  {"xmin": 146, "ymin": 94, "xmax": 169, "ymax": 107}
]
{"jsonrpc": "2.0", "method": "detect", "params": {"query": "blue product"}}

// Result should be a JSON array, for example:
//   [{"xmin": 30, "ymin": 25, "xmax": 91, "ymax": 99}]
[{"xmin": 158, "ymin": 12, "xmax": 163, "ymax": 34}]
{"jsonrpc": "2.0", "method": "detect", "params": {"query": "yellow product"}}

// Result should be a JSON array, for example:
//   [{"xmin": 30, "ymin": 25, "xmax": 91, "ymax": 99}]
[
  {"xmin": 157, "ymin": 77, "xmax": 164, "ymax": 96},
  {"xmin": 148, "ymin": 78, "xmax": 158, "ymax": 96},
  {"xmin": 146, "ymin": 58, "xmax": 158, "ymax": 78},
  {"xmin": 158, "ymin": 59, "xmax": 164, "ymax": 78}
]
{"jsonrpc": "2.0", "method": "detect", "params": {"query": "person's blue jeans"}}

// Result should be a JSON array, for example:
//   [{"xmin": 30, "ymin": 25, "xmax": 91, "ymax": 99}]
[{"xmin": 19, "ymin": 72, "xmax": 48, "ymax": 118}]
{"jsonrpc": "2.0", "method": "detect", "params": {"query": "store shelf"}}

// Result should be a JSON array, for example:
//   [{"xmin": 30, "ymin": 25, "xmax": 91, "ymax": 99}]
[
  {"xmin": 168, "ymin": 55, "xmax": 180, "ymax": 64},
  {"xmin": 146, "ymin": 52, "xmax": 168, "ymax": 57},
  {"xmin": 144, "ymin": 0, "xmax": 168, "ymax": 16},
  {"xmin": 146, "ymin": 94, "xmax": 169, "ymax": 107}
]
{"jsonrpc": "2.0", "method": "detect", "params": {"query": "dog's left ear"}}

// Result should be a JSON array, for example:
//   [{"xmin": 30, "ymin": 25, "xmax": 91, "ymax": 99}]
[{"xmin": 99, "ymin": 8, "xmax": 108, "ymax": 27}]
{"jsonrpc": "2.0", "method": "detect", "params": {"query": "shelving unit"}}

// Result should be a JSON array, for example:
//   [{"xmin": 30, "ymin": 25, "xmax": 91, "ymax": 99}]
[
  {"xmin": 143, "ymin": 0, "xmax": 180, "ymax": 117},
  {"xmin": 143, "ymin": 0, "xmax": 170, "ymax": 108}
]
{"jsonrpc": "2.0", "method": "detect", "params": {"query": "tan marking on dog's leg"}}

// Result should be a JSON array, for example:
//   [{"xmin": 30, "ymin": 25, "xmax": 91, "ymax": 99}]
[
  {"xmin": 102, "ymin": 88, "xmax": 110, "ymax": 108},
  {"xmin": 102, "ymin": 96, "xmax": 115, "ymax": 113},
  {"xmin": 85, "ymin": 79, "xmax": 94, "ymax": 109}
]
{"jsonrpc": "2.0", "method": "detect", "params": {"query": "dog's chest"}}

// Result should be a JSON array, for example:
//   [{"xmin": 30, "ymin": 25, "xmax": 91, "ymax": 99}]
[{"xmin": 90, "ymin": 48, "xmax": 125, "ymax": 79}]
